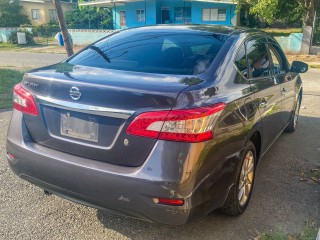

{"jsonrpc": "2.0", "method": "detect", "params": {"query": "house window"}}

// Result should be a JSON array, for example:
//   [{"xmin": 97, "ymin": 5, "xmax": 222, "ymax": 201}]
[
  {"xmin": 120, "ymin": 11, "xmax": 126, "ymax": 27},
  {"xmin": 202, "ymin": 8, "xmax": 226, "ymax": 22},
  {"xmin": 31, "ymin": 9, "xmax": 40, "ymax": 20},
  {"xmin": 136, "ymin": 9, "xmax": 145, "ymax": 22},
  {"xmin": 174, "ymin": 7, "xmax": 191, "ymax": 22},
  {"xmin": 49, "ymin": 9, "xmax": 58, "ymax": 22},
  {"xmin": 218, "ymin": 9, "xmax": 227, "ymax": 21}
]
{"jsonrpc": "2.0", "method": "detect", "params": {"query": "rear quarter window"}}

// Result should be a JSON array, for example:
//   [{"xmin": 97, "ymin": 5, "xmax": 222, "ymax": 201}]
[
  {"xmin": 235, "ymin": 44, "xmax": 248, "ymax": 78},
  {"xmin": 246, "ymin": 39, "xmax": 272, "ymax": 79}
]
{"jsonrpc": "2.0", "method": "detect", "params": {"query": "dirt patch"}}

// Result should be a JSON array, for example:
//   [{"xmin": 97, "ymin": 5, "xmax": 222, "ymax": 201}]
[{"xmin": 287, "ymin": 55, "xmax": 320, "ymax": 67}]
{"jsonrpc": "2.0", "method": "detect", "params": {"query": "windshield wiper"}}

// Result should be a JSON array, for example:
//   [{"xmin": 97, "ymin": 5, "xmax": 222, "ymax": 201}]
[{"xmin": 89, "ymin": 46, "xmax": 111, "ymax": 63}]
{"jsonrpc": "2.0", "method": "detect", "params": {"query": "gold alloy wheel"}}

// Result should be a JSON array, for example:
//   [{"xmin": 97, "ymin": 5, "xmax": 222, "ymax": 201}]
[{"xmin": 238, "ymin": 151, "xmax": 255, "ymax": 207}]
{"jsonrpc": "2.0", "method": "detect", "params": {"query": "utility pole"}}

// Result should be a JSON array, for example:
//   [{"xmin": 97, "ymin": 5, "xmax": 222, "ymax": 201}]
[{"xmin": 53, "ymin": 0, "xmax": 74, "ymax": 57}]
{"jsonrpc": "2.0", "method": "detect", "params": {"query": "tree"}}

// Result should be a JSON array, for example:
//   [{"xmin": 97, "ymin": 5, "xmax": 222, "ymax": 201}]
[
  {"xmin": 66, "ymin": 6, "xmax": 112, "ymax": 29},
  {"xmin": 53, "ymin": 0, "xmax": 74, "ymax": 57},
  {"xmin": 234, "ymin": 0, "xmax": 315, "ymax": 26},
  {"xmin": 302, "ymin": 0, "xmax": 315, "ymax": 26},
  {"xmin": 0, "ymin": 0, "xmax": 30, "ymax": 27}
]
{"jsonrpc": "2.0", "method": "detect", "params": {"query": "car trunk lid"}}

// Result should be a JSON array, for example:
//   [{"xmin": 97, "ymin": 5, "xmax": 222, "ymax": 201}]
[{"xmin": 22, "ymin": 64, "xmax": 202, "ymax": 167}]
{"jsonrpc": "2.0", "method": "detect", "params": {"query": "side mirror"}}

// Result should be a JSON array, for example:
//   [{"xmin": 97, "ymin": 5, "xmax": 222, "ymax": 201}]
[{"xmin": 291, "ymin": 61, "xmax": 308, "ymax": 73}]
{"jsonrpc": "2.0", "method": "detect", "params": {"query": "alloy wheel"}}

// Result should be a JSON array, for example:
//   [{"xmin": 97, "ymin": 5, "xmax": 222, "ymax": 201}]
[{"xmin": 238, "ymin": 151, "xmax": 255, "ymax": 207}]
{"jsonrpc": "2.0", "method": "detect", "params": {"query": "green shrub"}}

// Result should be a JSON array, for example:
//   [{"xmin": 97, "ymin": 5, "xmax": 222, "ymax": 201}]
[
  {"xmin": 313, "ymin": 19, "xmax": 320, "ymax": 46},
  {"xmin": 0, "ymin": 0, "xmax": 30, "ymax": 27},
  {"xmin": 8, "ymin": 30, "xmax": 35, "ymax": 45},
  {"xmin": 66, "ymin": 7, "xmax": 113, "ymax": 29},
  {"xmin": 32, "ymin": 23, "xmax": 60, "ymax": 37}
]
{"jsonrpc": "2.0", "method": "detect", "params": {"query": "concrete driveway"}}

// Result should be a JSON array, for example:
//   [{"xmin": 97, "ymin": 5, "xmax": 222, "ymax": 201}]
[{"xmin": 0, "ymin": 70, "xmax": 319, "ymax": 240}]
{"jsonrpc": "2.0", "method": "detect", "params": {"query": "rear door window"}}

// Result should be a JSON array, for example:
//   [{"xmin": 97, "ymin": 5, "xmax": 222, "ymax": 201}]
[
  {"xmin": 246, "ymin": 39, "xmax": 272, "ymax": 79},
  {"xmin": 68, "ymin": 32, "xmax": 227, "ymax": 75}
]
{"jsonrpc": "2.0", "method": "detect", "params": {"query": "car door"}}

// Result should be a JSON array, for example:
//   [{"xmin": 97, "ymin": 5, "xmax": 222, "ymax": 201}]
[
  {"xmin": 246, "ymin": 37, "xmax": 283, "ymax": 152},
  {"xmin": 267, "ymin": 43, "xmax": 296, "ymax": 128}
]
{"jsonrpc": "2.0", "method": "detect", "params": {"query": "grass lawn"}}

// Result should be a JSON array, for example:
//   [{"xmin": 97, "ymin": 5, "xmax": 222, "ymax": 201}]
[
  {"xmin": 0, "ymin": 69, "xmax": 25, "ymax": 109},
  {"xmin": 286, "ymin": 55, "xmax": 320, "ymax": 69},
  {"xmin": 0, "ymin": 43, "xmax": 25, "ymax": 51},
  {"xmin": 261, "ymin": 28, "xmax": 303, "ymax": 37}
]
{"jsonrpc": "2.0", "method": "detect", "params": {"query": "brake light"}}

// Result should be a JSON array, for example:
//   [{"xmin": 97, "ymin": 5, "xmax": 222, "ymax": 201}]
[
  {"xmin": 13, "ymin": 83, "xmax": 38, "ymax": 116},
  {"xmin": 126, "ymin": 103, "xmax": 225, "ymax": 143}
]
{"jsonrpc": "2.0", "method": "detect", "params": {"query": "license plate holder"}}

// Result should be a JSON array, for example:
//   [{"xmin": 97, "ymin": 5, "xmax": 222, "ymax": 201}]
[{"xmin": 60, "ymin": 113, "xmax": 98, "ymax": 142}]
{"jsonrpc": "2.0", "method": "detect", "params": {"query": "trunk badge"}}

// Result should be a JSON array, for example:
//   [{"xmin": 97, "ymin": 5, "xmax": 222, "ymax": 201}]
[{"xmin": 69, "ymin": 86, "xmax": 81, "ymax": 101}]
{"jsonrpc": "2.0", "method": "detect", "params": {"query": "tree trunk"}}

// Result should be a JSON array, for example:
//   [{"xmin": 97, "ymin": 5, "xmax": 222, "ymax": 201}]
[
  {"xmin": 304, "ymin": 0, "xmax": 315, "ymax": 26},
  {"xmin": 53, "ymin": 0, "xmax": 74, "ymax": 57}
]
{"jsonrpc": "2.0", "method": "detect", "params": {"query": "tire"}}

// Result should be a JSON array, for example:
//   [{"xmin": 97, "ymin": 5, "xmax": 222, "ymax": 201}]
[
  {"xmin": 220, "ymin": 141, "xmax": 256, "ymax": 216},
  {"xmin": 284, "ymin": 96, "xmax": 301, "ymax": 133}
]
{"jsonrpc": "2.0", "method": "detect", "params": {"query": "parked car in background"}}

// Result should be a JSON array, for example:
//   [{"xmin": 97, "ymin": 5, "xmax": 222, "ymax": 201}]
[{"xmin": 6, "ymin": 25, "xmax": 308, "ymax": 225}]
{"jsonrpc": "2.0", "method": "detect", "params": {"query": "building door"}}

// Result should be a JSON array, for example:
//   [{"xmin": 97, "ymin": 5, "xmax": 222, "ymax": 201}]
[
  {"xmin": 120, "ymin": 11, "xmax": 126, "ymax": 27},
  {"xmin": 161, "ymin": 8, "xmax": 170, "ymax": 24}
]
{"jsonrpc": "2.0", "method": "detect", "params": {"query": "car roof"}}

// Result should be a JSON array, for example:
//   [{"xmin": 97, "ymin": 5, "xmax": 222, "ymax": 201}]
[{"xmin": 123, "ymin": 24, "xmax": 261, "ymax": 37}]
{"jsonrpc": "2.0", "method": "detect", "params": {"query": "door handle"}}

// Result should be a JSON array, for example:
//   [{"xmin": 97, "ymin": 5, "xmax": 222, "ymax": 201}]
[{"xmin": 260, "ymin": 98, "xmax": 267, "ymax": 108}]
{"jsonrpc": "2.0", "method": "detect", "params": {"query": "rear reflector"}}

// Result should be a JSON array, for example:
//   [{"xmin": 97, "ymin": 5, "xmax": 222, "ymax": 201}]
[
  {"xmin": 153, "ymin": 198, "xmax": 184, "ymax": 206},
  {"xmin": 126, "ymin": 103, "xmax": 225, "ymax": 143},
  {"xmin": 13, "ymin": 83, "xmax": 38, "ymax": 116},
  {"xmin": 6, "ymin": 153, "xmax": 15, "ymax": 161}
]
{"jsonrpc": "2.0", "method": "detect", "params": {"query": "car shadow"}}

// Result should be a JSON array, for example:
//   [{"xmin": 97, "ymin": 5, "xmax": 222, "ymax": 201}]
[{"xmin": 96, "ymin": 115, "xmax": 320, "ymax": 240}]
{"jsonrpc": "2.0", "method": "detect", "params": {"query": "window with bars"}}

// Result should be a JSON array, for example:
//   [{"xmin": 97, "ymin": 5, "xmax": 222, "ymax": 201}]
[
  {"xmin": 49, "ymin": 9, "xmax": 58, "ymax": 22},
  {"xmin": 136, "ymin": 9, "xmax": 145, "ymax": 22},
  {"xmin": 174, "ymin": 7, "xmax": 191, "ymax": 22},
  {"xmin": 202, "ymin": 8, "xmax": 226, "ymax": 22},
  {"xmin": 31, "ymin": 9, "xmax": 40, "ymax": 20}
]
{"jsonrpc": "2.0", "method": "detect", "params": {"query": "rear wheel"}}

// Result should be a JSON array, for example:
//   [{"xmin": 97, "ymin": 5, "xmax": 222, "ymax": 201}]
[
  {"xmin": 285, "ymin": 96, "xmax": 301, "ymax": 133},
  {"xmin": 220, "ymin": 141, "xmax": 256, "ymax": 216}
]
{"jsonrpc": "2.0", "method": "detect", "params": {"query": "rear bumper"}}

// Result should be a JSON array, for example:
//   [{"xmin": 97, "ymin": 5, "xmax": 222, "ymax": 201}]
[{"xmin": 6, "ymin": 111, "xmax": 236, "ymax": 225}]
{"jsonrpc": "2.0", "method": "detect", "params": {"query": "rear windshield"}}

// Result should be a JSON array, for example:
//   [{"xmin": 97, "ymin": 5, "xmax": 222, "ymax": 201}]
[{"xmin": 68, "ymin": 31, "xmax": 227, "ymax": 75}]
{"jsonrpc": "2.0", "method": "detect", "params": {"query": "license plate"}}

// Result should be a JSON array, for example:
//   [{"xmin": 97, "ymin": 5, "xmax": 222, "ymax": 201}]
[{"xmin": 60, "ymin": 113, "xmax": 98, "ymax": 142}]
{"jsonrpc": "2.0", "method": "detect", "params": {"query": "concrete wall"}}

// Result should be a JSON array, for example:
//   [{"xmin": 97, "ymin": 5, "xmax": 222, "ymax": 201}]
[
  {"xmin": 0, "ymin": 28, "xmax": 304, "ymax": 54},
  {"xmin": 0, "ymin": 28, "xmax": 115, "ymax": 44},
  {"xmin": 310, "ymin": 46, "xmax": 320, "ymax": 55},
  {"xmin": 274, "ymin": 33, "xmax": 303, "ymax": 53},
  {"xmin": 113, "ymin": 0, "xmax": 157, "ymax": 29},
  {"xmin": 0, "ymin": 28, "xmax": 19, "ymax": 43},
  {"xmin": 190, "ymin": 2, "xmax": 236, "ymax": 26},
  {"xmin": 112, "ymin": 0, "xmax": 237, "ymax": 29},
  {"xmin": 20, "ymin": 1, "xmax": 74, "ymax": 26},
  {"xmin": 158, "ymin": 0, "xmax": 192, "ymax": 24},
  {"xmin": 68, "ymin": 29, "xmax": 116, "ymax": 45},
  {"xmin": 0, "ymin": 28, "xmax": 32, "ymax": 43}
]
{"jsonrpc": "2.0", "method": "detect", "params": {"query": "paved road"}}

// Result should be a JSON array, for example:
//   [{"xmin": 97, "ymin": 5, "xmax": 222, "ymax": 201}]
[
  {"xmin": 0, "ymin": 51, "xmax": 66, "ymax": 68},
  {"xmin": 0, "ymin": 70, "xmax": 319, "ymax": 240}
]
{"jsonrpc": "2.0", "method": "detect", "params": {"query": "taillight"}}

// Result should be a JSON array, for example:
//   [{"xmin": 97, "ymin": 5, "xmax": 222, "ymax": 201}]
[
  {"xmin": 13, "ymin": 83, "xmax": 38, "ymax": 116},
  {"xmin": 126, "ymin": 103, "xmax": 225, "ymax": 143}
]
